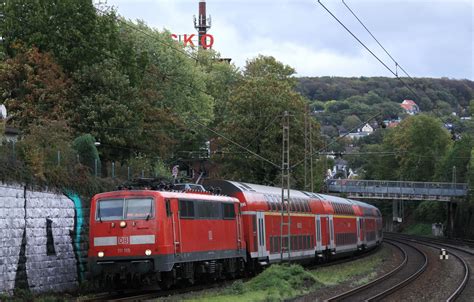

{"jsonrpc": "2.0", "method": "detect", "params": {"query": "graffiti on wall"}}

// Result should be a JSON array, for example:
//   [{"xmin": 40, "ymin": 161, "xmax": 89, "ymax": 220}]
[{"xmin": 0, "ymin": 183, "xmax": 87, "ymax": 294}]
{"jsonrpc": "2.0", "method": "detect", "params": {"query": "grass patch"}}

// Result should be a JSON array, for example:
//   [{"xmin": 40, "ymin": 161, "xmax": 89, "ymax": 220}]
[
  {"xmin": 311, "ymin": 246, "xmax": 389, "ymax": 286},
  {"xmin": 402, "ymin": 223, "xmax": 433, "ymax": 236},
  {"xmin": 188, "ymin": 264, "xmax": 322, "ymax": 302},
  {"xmin": 165, "ymin": 247, "xmax": 389, "ymax": 301}
]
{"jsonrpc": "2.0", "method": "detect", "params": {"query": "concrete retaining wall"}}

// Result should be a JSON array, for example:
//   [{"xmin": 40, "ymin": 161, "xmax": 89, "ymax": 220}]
[{"xmin": 0, "ymin": 183, "xmax": 89, "ymax": 294}]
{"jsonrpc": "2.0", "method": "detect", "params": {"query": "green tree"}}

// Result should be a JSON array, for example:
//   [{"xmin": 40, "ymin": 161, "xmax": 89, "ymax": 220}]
[
  {"xmin": 436, "ymin": 135, "xmax": 473, "ymax": 183},
  {"xmin": 216, "ymin": 56, "xmax": 322, "ymax": 188},
  {"xmin": 342, "ymin": 115, "xmax": 362, "ymax": 132},
  {"xmin": 0, "ymin": 0, "xmax": 120, "ymax": 72},
  {"xmin": 72, "ymin": 134, "xmax": 100, "ymax": 171},
  {"xmin": 71, "ymin": 59, "xmax": 139, "ymax": 167},
  {"xmin": 385, "ymin": 115, "xmax": 452, "ymax": 181},
  {"xmin": 119, "ymin": 20, "xmax": 215, "ymax": 159}
]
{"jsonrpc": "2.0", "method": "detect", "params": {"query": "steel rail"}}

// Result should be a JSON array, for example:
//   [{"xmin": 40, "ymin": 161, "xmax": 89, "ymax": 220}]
[
  {"xmin": 366, "ymin": 238, "xmax": 428, "ymax": 301},
  {"xmin": 385, "ymin": 233, "xmax": 470, "ymax": 301},
  {"xmin": 325, "ymin": 240, "xmax": 408, "ymax": 301},
  {"xmin": 385, "ymin": 232, "xmax": 474, "ymax": 255}
]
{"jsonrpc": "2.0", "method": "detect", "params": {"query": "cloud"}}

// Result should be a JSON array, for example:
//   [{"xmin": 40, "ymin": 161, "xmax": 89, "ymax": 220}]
[{"xmin": 106, "ymin": 0, "xmax": 473, "ymax": 79}]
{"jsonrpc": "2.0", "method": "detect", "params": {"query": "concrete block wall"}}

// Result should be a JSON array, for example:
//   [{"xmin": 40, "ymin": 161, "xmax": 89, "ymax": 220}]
[{"xmin": 0, "ymin": 183, "xmax": 89, "ymax": 294}]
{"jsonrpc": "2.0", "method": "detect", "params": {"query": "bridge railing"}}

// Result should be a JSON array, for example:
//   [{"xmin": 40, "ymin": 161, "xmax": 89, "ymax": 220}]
[{"xmin": 327, "ymin": 179, "xmax": 468, "ymax": 197}]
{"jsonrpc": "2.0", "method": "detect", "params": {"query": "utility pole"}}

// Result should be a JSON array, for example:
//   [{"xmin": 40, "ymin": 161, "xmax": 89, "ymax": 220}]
[
  {"xmin": 304, "ymin": 109, "xmax": 308, "ymax": 190},
  {"xmin": 309, "ymin": 114, "xmax": 314, "ymax": 192},
  {"xmin": 304, "ymin": 106, "xmax": 314, "ymax": 192},
  {"xmin": 280, "ymin": 111, "xmax": 291, "ymax": 262}
]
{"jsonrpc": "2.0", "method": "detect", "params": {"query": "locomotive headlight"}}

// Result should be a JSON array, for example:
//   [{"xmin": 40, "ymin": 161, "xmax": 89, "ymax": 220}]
[
  {"xmin": 145, "ymin": 249, "xmax": 152, "ymax": 256},
  {"xmin": 98, "ymin": 251, "xmax": 104, "ymax": 258},
  {"xmin": 119, "ymin": 221, "xmax": 127, "ymax": 228}
]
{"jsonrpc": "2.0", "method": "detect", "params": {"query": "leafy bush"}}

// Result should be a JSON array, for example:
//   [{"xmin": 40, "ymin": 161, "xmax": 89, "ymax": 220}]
[
  {"xmin": 413, "ymin": 201, "xmax": 446, "ymax": 223},
  {"xmin": 246, "ymin": 264, "xmax": 320, "ymax": 299},
  {"xmin": 72, "ymin": 134, "xmax": 99, "ymax": 171}
]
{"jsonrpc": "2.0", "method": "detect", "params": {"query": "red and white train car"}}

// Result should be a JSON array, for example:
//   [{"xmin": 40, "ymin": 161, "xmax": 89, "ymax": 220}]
[
  {"xmin": 88, "ymin": 180, "xmax": 382, "ymax": 287},
  {"xmin": 205, "ymin": 180, "xmax": 383, "ymax": 264}
]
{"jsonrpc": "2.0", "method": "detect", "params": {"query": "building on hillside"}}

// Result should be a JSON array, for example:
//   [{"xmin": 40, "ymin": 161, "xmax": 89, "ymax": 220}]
[
  {"xmin": 400, "ymin": 99, "xmax": 419, "ymax": 115},
  {"xmin": 360, "ymin": 123, "xmax": 374, "ymax": 133},
  {"xmin": 387, "ymin": 121, "xmax": 400, "ymax": 128},
  {"xmin": 0, "ymin": 104, "xmax": 20, "ymax": 142},
  {"xmin": 346, "ymin": 123, "xmax": 374, "ymax": 140}
]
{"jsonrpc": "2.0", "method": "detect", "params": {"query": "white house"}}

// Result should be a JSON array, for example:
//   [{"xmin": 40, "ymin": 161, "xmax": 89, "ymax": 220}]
[
  {"xmin": 346, "ymin": 123, "xmax": 374, "ymax": 140},
  {"xmin": 361, "ymin": 123, "xmax": 374, "ymax": 133}
]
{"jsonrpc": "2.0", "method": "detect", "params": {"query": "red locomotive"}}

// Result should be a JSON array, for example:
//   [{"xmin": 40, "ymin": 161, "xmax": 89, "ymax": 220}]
[{"xmin": 88, "ymin": 179, "xmax": 382, "ymax": 288}]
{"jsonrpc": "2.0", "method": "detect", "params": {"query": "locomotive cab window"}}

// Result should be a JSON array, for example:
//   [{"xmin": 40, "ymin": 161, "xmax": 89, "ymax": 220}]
[
  {"xmin": 97, "ymin": 199, "xmax": 123, "ymax": 221},
  {"xmin": 96, "ymin": 197, "xmax": 154, "ymax": 221},
  {"xmin": 125, "ymin": 198, "xmax": 154, "ymax": 219}
]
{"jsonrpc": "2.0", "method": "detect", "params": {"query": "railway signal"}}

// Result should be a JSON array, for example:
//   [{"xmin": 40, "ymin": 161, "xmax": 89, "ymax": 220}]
[{"xmin": 439, "ymin": 248, "xmax": 449, "ymax": 260}]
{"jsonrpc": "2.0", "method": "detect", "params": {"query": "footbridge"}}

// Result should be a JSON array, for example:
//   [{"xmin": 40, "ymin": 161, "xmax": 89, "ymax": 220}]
[{"xmin": 326, "ymin": 179, "xmax": 469, "ymax": 202}]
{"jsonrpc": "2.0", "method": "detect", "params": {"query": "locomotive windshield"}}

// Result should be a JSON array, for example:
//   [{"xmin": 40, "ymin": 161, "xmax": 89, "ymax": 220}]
[{"xmin": 96, "ymin": 197, "xmax": 154, "ymax": 221}]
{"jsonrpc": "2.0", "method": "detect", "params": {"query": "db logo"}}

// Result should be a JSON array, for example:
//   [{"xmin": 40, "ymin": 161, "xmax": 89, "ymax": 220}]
[{"xmin": 118, "ymin": 236, "xmax": 130, "ymax": 245}]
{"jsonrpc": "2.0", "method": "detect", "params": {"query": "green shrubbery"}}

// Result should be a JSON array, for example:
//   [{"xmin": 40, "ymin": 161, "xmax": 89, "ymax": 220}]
[{"xmin": 208, "ymin": 264, "xmax": 321, "ymax": 301}]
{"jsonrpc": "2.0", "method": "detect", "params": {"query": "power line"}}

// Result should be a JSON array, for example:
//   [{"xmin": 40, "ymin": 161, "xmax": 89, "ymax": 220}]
[
  {"xmin": 321, "ymin": 150, "xmax": 472, "ymax": 160},
  {"xmin": 292, "ymin": 110, "xmax": 384, "ymax": 169},
  {"xmin": 343, "ymin": 0, "xmax": 454, "ymax": 126},
  {"xmin": 318, "ymin": 0, "xmax": 451, "ymax": 126},
  {"xmin": 94, "ymin": 6, "xmax": 199, "ymax": 62}
]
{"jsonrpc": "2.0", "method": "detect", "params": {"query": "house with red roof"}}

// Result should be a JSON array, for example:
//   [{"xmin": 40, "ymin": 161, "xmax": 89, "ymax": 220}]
[{"xmin": 400, "ymin": 99, "xmax": 420, "ymax": 115}]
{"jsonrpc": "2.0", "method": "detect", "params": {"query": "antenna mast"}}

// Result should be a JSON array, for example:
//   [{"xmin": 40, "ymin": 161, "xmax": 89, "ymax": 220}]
[{"xmin": 193, "ymin": 0, "xmax": 212, "ymax": 49}]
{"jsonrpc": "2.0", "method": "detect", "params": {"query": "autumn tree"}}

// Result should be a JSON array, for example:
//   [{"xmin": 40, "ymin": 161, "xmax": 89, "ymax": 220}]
[{"xmin": 0, "ymin": 47, "xmax": 72, "ymax": 131}]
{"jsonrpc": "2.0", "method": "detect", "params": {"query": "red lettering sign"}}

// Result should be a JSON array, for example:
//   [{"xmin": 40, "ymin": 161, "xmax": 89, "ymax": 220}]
[
  {"xmin": 183, "ymin": 34, "xmax": 195, "ymax": 47},
  {"xmin": 201, "ymin": 34, "xmax": 214, "ymax": 48},
  {"xmin": 171, "ymin": 34, "xmax": 214, "ymax": 49}
]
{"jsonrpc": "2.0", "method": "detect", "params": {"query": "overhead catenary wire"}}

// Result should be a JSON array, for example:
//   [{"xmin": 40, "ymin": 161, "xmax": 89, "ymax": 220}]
[
  {"xmin": 320, "ymin": 0, "xmax": 451, "ymax": 126},
  {"xmin": 292, "ymin": 110, "xmax": 384, "ymax": 169}
]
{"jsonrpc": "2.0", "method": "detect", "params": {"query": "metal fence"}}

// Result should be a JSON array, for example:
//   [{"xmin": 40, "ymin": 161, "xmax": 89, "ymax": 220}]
[
  {"xmin": 0, "ymin": 141, "xmax": 165, "ymax": 185},
  {"xmin": 327, "ymin": 179, "xmax": 469, "ymax": 198}
]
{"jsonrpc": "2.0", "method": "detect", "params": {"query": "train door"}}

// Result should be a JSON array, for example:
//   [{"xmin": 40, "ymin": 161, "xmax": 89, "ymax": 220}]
[
  {"xmin": 171, "ymin": 198, "xmax": 182, "ymax": 254},
  {"xmin": 328, "ymin": 215, "xmax": 334, "ymax": 250},
  {"xmin": 356, "ymin": 217, "xmax": 361, "ymax": 247},
  {"xmin": 361, "ymin": 218, "xmax": 367, "ymax": 246},
  {"xmin": 315, "ymin": 215, "xmax": 322, "ymax": 251},
  {"xmin": 235, "ymin": 204, "xmax": 242, "ymax": 250},
  {"xmin": 256, "ymin": 212, "xmax": 266, "ymax": 258}
]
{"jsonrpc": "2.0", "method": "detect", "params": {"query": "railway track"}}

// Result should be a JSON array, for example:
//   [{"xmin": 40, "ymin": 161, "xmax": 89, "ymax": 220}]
[
  {"xmin": 385, "ymin": 232, "xmax": 473, "ymax": 302},
  {"xmin": 325, "ymin": 239, "xmax": 428, "ymax": 301},
  {"xmin": 81, "ymin": 278, "xmax": 237, "ymax": 302},
  {"xmin": 82, "ymin": 246, "xmax": 382, "ymax": 301}
]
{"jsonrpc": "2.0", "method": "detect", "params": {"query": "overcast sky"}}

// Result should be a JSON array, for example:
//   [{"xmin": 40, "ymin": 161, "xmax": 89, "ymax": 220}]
[{"xmin": 105, "ymin": 0, "xmax": 473, "ymax": 80}]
